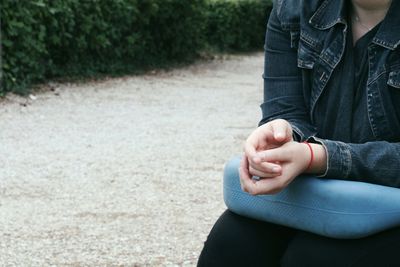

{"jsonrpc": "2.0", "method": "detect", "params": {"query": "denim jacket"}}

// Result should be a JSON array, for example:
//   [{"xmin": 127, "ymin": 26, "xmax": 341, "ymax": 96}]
[{"xmin": 259, "ymin": 0, "xmax": 400, "ymax": 187}]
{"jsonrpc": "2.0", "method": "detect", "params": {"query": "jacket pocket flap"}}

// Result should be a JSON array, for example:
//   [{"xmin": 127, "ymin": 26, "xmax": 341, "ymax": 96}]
[
  {"xmin": 297, "ymin": 34, "xmax": 320, "ymax": 69},
  {"xmin": 387, "ymin": 69, "xmax": 400, "ymax": 88}
]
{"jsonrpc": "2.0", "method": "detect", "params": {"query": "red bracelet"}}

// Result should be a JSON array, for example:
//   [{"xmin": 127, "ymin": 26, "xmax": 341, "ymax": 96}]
[{"xmin": 302, "ymin": 141, "xmax": 314, "ymax": 172}]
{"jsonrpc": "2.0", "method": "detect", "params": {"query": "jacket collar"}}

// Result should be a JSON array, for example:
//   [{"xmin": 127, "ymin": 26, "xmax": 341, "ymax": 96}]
[
  {"xmin": 309, "ymin": 0, "xmax": 400, "ymax": 50},
  {"xmin": 309, "ymin": 0, "xmax": 347, "ymax": 30},
  {"xmin": 372, "ymin": 0, "xmax": 400, "ymax": 50}
]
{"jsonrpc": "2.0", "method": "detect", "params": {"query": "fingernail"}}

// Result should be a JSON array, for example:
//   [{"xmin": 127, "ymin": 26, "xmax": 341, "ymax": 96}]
[{"xmin": 272, "ymin": 167, "xmax": 280, "ymax": 173}]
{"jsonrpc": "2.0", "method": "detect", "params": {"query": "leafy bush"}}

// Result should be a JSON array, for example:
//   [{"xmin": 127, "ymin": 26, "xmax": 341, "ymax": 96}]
[
  {"xmin": 206, "ymin": 0, "xmax": 272, "ymax": 51},
  {"xmin": 1, "ymin": 1, "xmax": 49, "ymax": 94},
  {"xmin": 1, "ymin": 0, "xmax": 272, "ymax": 95}
]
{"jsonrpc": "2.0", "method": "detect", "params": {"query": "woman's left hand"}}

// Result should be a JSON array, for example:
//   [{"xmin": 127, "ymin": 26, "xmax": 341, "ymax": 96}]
[{"xmin": 239, "ymin": 141, "xmax": 311, "ymax": 195}]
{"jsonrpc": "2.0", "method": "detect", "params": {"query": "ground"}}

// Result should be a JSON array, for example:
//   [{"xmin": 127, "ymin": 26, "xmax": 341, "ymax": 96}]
[{"xmin": 0, "ymin": 53, "xmax": 263, "ymax": 266}]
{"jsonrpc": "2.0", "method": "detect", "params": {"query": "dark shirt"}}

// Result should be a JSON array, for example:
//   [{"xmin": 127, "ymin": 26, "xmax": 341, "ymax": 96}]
[
  {"xmin": 351, "ymin": 25, "xmax": 380, "ymax": 141},
  {"xmin": 315, "ymin": 19, "xmax": 380, "ymax": 143}
]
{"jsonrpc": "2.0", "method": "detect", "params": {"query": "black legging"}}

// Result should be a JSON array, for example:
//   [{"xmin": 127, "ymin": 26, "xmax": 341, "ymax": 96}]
[{"xmin": 198, "ymin": 210, "xmax": 400, "ymax": 267}]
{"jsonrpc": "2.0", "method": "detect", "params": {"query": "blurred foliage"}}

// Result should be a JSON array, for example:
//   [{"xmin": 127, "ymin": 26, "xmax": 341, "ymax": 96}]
[
  {"xmin": 1, "ymin": 0, "xmax": 272, "ymax": 95},
  {"xmin": 206, "ymin": 0, "xmax": 272, "ymax": 51}
]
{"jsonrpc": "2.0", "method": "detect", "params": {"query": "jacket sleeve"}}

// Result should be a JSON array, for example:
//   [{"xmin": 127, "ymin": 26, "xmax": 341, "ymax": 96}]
[
  {"xmin": 311, "ymin": 137, "xmax": 400, "ymax": 188},
  {"xmin": 259, "ymin": 4, "xmax": 317, "ymax": 141}
]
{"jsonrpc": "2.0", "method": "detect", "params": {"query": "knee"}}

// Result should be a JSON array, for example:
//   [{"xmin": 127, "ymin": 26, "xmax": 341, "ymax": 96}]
[
  {"xmin": 223, "ymin": 156, "xmax": 241, "ymax": 183},
  {"xmin": 223, "ymin": 156, "xmax": 243, "ymax": 210}
]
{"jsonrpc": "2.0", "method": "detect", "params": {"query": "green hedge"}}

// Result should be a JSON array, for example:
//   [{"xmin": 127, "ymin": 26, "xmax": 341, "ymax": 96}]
[
  {"xmin": 206, "ymin": 0, "xmax": 272, "ymax": 51},
  {"xmin": 1, "ymin": 0, "xmax": 272, "ymax": 95}
]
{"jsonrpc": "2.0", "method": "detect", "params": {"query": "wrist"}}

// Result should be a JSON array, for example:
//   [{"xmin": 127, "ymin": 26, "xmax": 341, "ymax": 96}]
[
  {"xmin": 301, "ymin": 141, "xmax": 314, "ymax": 172},
  {"xmin": 308, "ymin": 143, "xmax": 327, "ymax": 174},
  {"xmin": 300, "ymin": 142, "xmax": 327, "ymax": 174}
]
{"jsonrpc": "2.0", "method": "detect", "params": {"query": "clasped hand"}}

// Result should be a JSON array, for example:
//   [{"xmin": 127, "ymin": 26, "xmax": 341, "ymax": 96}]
[{"xmin": 239, "ymin": 119, "xmax": 310, "ymax": 195}]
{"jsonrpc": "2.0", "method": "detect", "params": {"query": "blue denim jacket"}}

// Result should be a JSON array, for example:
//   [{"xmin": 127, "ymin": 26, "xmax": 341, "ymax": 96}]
[{"xmin": 260, "ymin": 0, "xmax": 400, "ymax": 187}]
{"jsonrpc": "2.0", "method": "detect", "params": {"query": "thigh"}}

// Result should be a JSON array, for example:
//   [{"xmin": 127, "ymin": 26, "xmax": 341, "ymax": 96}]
[
  {"xmin": 198, "ymin": 210, "xmax": 297, "ymax": 267},
  {"xmin": 282, "ymin": 226, "xmax": 400, "ymax": 267}
]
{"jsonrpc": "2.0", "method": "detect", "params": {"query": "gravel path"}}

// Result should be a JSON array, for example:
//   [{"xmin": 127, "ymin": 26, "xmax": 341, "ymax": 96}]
[{"xmin": 0, "ymin": 53, "xmax": 263, "ymax": 266}]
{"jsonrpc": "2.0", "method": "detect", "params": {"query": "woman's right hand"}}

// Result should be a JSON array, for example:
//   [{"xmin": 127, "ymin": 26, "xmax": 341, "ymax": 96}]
[{"xmin": 244, "ymin": 119, "xmax": 293, "ymax": 178}]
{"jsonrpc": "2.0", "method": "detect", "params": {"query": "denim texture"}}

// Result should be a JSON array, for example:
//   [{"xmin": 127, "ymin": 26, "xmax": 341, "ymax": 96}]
[
  {"xmin": 223, "ymin": 156, "xmax": 400, "ymax": 239},
  {"xmin": 259, "ymin": 0, "xmax": 400, "ymax": 187}
]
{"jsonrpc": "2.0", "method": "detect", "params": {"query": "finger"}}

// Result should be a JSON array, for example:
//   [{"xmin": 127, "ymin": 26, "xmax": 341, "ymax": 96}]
[
  {"xmin": 256, "ymin": 146, "xmax": 289, "ymax": 163},
  {"xmin": 239, "ymin": 156, "xmax": 255, "ymax": 193},
  {"xmin": 249, "ymin": 161, "xmax": 282, "ymax": 175},
  {"xmin": 249, "ymin": 166, "xmax": 279, "ymax": 178},
  {"xmin": 244, "ymin": 129, "xmax": 275, "ymax": 163},
  {"xmin": 271, "ymin": 120, "xmax": 292, "ymax": 142},
  {"xmin": 256, "ymin": 176, "xmax": 288, "ymax": 194},
  {"xmin": 249, "ymin": 175, "xmax": 289, "ymax": 195},
  {"xmin": 244, "ymin": 139, "xmax": 257, "ymax": 162},
  {"xmin": 239, "ymin": 166, "xmax": 251, "ymax": 193},
  {"xmin": 241, "ymin": 156, "xmax": 280, "ymax": 195}
]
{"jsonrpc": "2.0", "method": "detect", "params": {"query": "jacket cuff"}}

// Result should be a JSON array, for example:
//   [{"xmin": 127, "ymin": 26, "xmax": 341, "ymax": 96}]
[
  {"xmin": 291, "ymin": 124, "xmax": 304, "ymax": 142},
  {"xmin": 290, "ymin": 120, "xmax": 317, "ymax": 142},
  {"xmin": 308, "ymin": 137, "xmax": 352, "ymax": 179}
]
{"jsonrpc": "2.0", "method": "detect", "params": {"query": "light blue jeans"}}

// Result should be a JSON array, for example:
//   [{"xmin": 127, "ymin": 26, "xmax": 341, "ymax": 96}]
[{"xmin": 223, "ymin": 156, "xmax": 400, "ymax": 239}]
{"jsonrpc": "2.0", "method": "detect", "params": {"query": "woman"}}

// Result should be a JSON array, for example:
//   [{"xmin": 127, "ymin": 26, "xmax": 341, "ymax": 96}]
[{"xmin": 198, "ymin": 0, "xmax": 400, "ymax": 266}]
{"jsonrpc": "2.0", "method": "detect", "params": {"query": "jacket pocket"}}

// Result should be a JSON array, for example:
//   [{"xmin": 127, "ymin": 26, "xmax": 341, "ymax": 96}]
[
  {"xmin": 297, "ymin": 33, "xmax": 320, "ymax": 69},
  {"xmin": 387, "ymin": 69, "xmax": 400, "ymax": 89}
]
